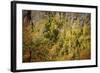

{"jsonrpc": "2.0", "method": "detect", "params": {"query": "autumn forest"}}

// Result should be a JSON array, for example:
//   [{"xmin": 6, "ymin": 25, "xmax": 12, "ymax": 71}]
[{"xmin": 22, "ymin": 10, "xmax": 91, "ymax": 63}]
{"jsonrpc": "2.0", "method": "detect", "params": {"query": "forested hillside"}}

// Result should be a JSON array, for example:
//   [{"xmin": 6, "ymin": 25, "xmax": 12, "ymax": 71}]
[{"xmin": 22, "ymin": 10, "xmax": 91, "ymax": 62}]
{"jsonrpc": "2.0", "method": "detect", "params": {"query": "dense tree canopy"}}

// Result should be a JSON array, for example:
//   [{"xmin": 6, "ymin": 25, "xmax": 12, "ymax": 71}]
[{"xmin": 22, "ymin": 10, "xmax": 91, "ymax": 62}]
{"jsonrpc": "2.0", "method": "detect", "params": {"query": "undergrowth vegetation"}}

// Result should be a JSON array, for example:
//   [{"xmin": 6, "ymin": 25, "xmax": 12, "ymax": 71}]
[{"xmin": 23, "ymin": 10, "xmax": 91, "ymax": 62}]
